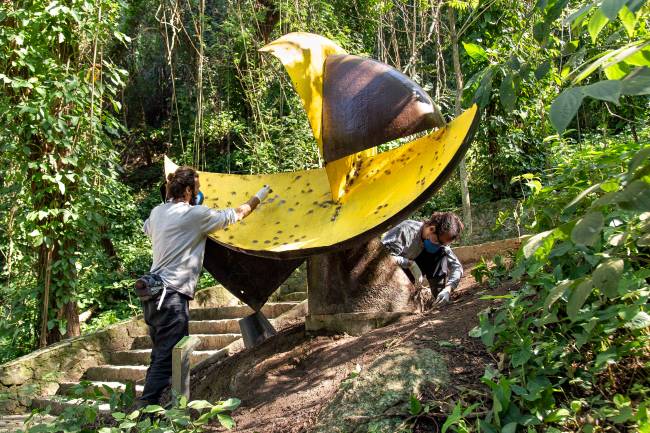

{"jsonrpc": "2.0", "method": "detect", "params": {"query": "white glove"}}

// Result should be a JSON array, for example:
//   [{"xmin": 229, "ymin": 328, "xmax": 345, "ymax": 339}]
[
  {"xmin": 435, "ymin": 286, "xmax": 452, "ymax": 305},
  {"xmin": 408, "ymin": 260, "xmax": 425, "ymax": 287},
  {"xmin": 254, "ymin": 185, "xmax": 272, "ymax": 203}
]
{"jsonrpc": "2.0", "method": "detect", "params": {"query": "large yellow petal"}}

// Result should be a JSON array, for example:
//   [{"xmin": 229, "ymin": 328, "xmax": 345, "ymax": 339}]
[
  {"xmin": 259, "ymin": 32, "xmax": 377, "ymax": 202},
  {"xmin": 165, "ymin": 105, "xmax": 478, "ymax": 258},
  {"xmin": 259, "ymin": 32, "xmax": 345, "ymax": 150}
]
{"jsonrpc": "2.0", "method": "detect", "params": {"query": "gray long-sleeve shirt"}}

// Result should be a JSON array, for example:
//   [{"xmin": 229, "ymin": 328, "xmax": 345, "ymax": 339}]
[
  {"xmin": 381, "ymin": 219, "xmax": 463, "ymax": 289},
  {"xmin": 143, "ymin": 202, "xmax": 237, "ymax": 299}
]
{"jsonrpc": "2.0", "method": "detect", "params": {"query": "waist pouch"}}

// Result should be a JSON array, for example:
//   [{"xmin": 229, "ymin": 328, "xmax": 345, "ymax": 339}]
[{"xmin": 135, "ymin": 273, "xmax": 164, "ymax": 302}]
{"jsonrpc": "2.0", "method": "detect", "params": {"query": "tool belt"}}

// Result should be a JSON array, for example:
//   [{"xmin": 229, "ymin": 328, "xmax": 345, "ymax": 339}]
[{"xmin": 134, "ymin": 273, "xmax": 165, "ymax": 302}]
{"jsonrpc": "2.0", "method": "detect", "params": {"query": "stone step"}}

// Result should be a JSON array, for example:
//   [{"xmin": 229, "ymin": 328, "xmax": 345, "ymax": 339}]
[
  {"xmin": 0, "ymin": 414, "xmax": 55, "ymax": 432},
  {"xmin": 131, "ymin": 333, "xmax": 241, "ymax": 350},
  {"xmin": 57, "ymin": 381, "xmax": 144, "ymax": 398},
  {"xmin": 84, "ymin": 365, "xmax": 148, "ymax": 383},
  {"xmin": 110, "ymin": 349, "xmax": 227, "ymax": 366},
  {"xmin": 189, "ymin": 302, "xmax": 297, "ymax": 321},
  {"xmin": 188, "ymin": 319, "xmax": 241, "ymax": 334},
  {"xmin": 31, "ymin": 396, "xmax": 111, "ymax": 417}
]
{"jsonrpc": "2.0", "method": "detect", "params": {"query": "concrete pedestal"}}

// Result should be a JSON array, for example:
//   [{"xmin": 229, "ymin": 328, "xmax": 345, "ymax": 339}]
[{"xmin": 305, "ymin": 238, "xmax": 418, "ymax": 335}]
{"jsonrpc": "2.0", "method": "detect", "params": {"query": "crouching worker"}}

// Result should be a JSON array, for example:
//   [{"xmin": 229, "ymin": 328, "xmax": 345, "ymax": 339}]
[
  {"xmin": 381, "ymin": 212, "xmax": 464, "ymax": 307},
  {"xmin": 135, "ymin": 166, "xmax": 271, "ymax": 406}
]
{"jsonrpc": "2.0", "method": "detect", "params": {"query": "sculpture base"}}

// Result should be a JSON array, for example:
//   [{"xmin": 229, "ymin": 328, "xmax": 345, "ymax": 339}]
[
  {"xmin": 307, "ymin": 238, "xmax": 418, "ymax": 335},
  {"xmin": 305, "ymin": 311, "xmax": 412, "ymax": 336},
  {"xmin": 239, "ymin": 312, "xmax": 277, "ymax": 349}
]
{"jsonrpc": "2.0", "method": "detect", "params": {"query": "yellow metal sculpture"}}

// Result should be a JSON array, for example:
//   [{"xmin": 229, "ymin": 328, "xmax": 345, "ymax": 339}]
[
  {"xmin": 259, "ymin": 32, "xmax": 378, "ymax": 201},
  {"xmin": 165, "ymin": 33, "xmax": 480, "ymax": 260}
]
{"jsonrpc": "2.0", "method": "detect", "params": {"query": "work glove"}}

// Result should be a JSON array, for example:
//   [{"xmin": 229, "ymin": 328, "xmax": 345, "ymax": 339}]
[
  {"xmin": 435, "ymin": 286, "xmax": 452, "ymax": 305},
  {"xmin": 408, "ymin": 260, "xmax": 425, "ymax": 287},
  {"xmin": 254, "ymin": 185, "xmax": 272, "ymax": 203}
]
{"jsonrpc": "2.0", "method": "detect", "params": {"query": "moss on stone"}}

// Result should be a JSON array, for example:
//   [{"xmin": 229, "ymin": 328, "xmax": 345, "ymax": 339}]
[{"xmin": 311, "ymin": 345, "xmax": 449, "ymax": 433}]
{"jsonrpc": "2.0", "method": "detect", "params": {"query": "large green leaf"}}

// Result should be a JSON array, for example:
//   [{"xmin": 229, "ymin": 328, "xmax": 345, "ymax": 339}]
[
  {"xmin": 629, "ymin": 146, "xmax": 650, "ymax": 175},
  {"xmin": 546, "ymin": 0, "xmax": 571, "ymax": 22},
  {"xmin": 622, "ymin": 67, "xmax": 650, "ymax": 95},
  {"xmin": 216, "ymin": 398, "xmax": 241, "ymax": 412},
  {"xmin": 625, "ymin": 48, "xmax": 650, "ymax": 66},
  {"xmin": 473, "ymin": 68, "xmax": 495, "ymax": 108},
  {"xmin": 571, "ymin": 212, "xmax": 604, "ymax": 246},
  {"xmin": 592, "ymin": 259, "xmax": 624, "ymax": 298},
  {"xmin": 605, "ymin": 61, "xmax": 631, "ymax": 79},
  {"xmin": 572, "ymin": 40, "xmax": 650, "ymax": 84},
  {"xmin": 550, "ymin": 87, "xmax": 584, "ymax": 133},
  {"xmin": 601, "ymin": 0, "xmax": 627, "ymax": 20},
  {"xmin": 626, "ymin": 0, "xmax": 646, "ymax": 13},
  {"xmin": 544, "ymin": 280, "xmax": 574, "ymax": 310},
  {"xmin": 594, "ymin": 348, "xmax": 618, "ymax": 368},
  {"xmin": 618, "ymin": 179, "xmax": 650, "ymax": 211},
  {"xmin": 588, "ymin": 9, "xmax": 610, "ymax": 43},
  {"xmin": 523, "ymin": 229, "xmax": 555, "ymax": 259},
  {"xmin": 217, "ymin": 413, "xmax": 236, "ymax": 429},
  {"xmin": 624, "ymin": 311, "xmax": 650, "ymax": 330},
  {"xmin": 582, "ymin": 80, "xmax": 622, "ymax": 104},
  {"xmin": 563, "ymin": 3, "xmax": 593, "ymax": 26},
  {"xmin": 500, "ymin": 73, "xmax": 517, "ymax": 112},
  {"xmin": 563, "ymin": 182, "xmax": 602, "ymax": 212},
  {"xmin": 618, "ymin": 6, "xmax": 637, "ymax": 37},
  {"xmin": 187, "ymin": 400, "xmax": 213, "ymax": 410},
  {"xmin": 463, "ymin": 42, "xmax": 487, "ymax": 61},
  {"xmin": 567, "ymin": 278, "xmax": 594, "ymax": 321}
]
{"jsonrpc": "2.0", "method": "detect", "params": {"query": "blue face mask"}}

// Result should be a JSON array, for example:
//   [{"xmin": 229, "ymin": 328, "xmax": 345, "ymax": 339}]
[
  {"xmin": 423, "ymin": 239, "xmax": 441, "ymax": 254},
  {"xmin": 191, "ymin": 190, "xmax": 204, "ymax": 206}
]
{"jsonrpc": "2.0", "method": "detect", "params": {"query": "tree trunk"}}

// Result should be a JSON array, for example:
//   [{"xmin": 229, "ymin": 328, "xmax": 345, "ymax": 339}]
[
  {"xmin": 32, "ymin": 148, "xmax": 81, "ymax": 346},
  {"xmin": 448, "ymin": 6, "xmax": 473, "ymax": 236},
  {"xmin": 37, "ymin": 237, "xmax": 81, "ymax": 346},
  {"xmin": 257, "ymin": 0, "xmax": 280, "ymax": 44},
  {"xmin": 38, "ymin": 246, "xmax": 53, "ymax": 349}
]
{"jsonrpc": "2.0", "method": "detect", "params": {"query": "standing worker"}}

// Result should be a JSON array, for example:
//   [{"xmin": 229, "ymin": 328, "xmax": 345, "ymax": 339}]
[
  {"xmin": 381, "ymin": 212, "xmax": 464, "ymax": 306},
  {"xmin": 136, "ymin": 166, "xmax": 270, "ymax": 406}
]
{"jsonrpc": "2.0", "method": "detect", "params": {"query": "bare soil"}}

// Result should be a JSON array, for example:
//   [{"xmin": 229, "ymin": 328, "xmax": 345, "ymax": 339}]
[{"xmin": 203, "ymin": 270, "xmax": 515, "ymax": 433}]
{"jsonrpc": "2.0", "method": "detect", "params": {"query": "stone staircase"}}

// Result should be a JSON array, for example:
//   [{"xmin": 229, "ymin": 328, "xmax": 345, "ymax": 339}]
[{"xmin": 28, "ymin": 301, "xmax": 302, "ymax": 417}]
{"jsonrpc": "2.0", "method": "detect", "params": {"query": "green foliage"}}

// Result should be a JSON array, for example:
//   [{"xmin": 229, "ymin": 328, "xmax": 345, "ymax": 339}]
[
  {"xmin": 0, "ymin": 0, "xmax": 141, "ymax": 357},
  {"xmin": 549, "ymin": 1, "xmax": 650, "ymax": 133},
  {"xmin": 21, "ymin": 384, "xmax": 241, "ymax": 432},
  {"xmin": 517, "ymin": 129, "xmax": 646, "ymax": 232},
  {"xmin": 470, "ymin": 255, "xmax": 510, "ymax": 288},
  {"xmin": 464, "ymin": 145, "xmax": 650, "ymax": 432}
]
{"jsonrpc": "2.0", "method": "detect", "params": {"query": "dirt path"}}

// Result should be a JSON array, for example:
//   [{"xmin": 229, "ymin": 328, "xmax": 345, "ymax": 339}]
[{"xmin": 202, "ymin": 270, "xmax": 513, "ymax": 433}]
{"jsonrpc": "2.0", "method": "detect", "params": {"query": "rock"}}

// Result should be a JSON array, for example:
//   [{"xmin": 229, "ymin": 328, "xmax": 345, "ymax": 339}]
[
  {"xmin": 38, "ymin": 382, "xmax": 59, "ymax": 397},
  {"xmin": 310, "ymin": 346, "xmax": 449, "ymax": 433},
  {"xmin": 0, "ymin": 398, "xmax": 18, "ymax": 413},
  {"xmin": 192, "ymin": 285, "xmax": 238, "ymax": 308},
  {"xmin": 0, "ymin": 364, "xmax": 32, "ymax": 386}
]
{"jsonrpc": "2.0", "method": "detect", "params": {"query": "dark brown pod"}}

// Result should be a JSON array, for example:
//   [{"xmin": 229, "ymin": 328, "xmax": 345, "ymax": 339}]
[{"xmin": 322, "ymin": 54, "xmax": 444, "ymax": 163}]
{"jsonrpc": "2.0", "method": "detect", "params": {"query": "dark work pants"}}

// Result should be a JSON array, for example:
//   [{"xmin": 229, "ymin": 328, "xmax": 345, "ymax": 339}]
[{"xmin": 139, "ymin": 291, "xmax": 189, "ymax": 405}]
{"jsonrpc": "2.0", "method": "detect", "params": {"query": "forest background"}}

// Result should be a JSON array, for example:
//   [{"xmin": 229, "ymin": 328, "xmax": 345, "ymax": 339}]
[{"xmin": 0, "ymin": 0, "xmax": 648, "ymax": 366}]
